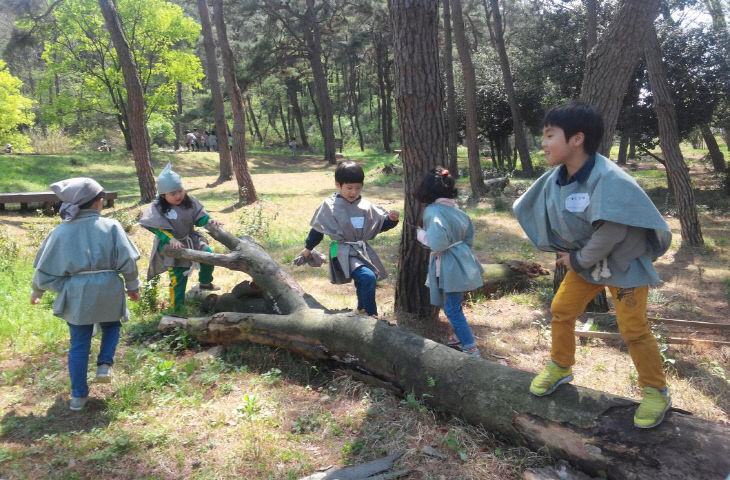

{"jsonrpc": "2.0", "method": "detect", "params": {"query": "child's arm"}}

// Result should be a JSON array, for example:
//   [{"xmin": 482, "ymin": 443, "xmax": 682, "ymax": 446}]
[
  {"xmin": 563, "ymin": 221, "xmax": 628, "ymax": 272},
  {"xmin": 30, "ymin": 270, "xmax": 65, "ymax": 304},
  {"xmin": 195, "ymin": 214, "xmax": 222, "ymax": 227},
  {"xmin": 380, "ymin": 211, "xmax": 400, "ymax": 232},
  {"xmin": 422, "ymin": 218, "xmax": 452, "ymax": 252},
  {"xmin": 300, "ymin": 228, "xmax": 324, "ymax": 257},
  {"xmin": 144, "ymin": 226, "xmax": 184, "ymax": 249}
]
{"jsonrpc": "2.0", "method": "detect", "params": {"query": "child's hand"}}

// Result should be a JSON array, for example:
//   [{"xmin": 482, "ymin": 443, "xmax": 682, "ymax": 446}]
[
  {"xmin": 169, "ymin": 238, "xmax": 184, "ymax": 249},
  {"xmin": 388, "ymin": 210, "xmax": 400, "ymax": 221},
  {"xmin": 556, "ymin": 251, "xmax": 573, "ymax": 271},
  {"xmin": 208, "ymin": 219, "xmax": 222, "ymax": 226},
  {"xmin": 127, "ymin": 290, "xmax": 141, "ymax": 301},
  {"xmin": 299, "ymin": 248, "xmax": 311, "ymax": 258},
  {"xmin": 30, "ymin": 296, "xmax": 40, "ymax": 305}
]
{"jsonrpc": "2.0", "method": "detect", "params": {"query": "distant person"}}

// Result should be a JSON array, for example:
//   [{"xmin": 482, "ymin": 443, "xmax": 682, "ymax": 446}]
[
  {"xmin": 416, "ymin": 167, "xmax": 483, "ymax": 357},
  {"xmin": 200, "ymin": 131, "xmax": 208, "ymax": 151},
  {"xmin": 4, "ymin": 143, "xmax": 12, "ymax": 154},
  {"xmin": 289, "ymin": 137, "xmax": 298, "ymax": 154},
  {"xmin": 513, "ymin": 101, "xmax": 673, "ymax": 429},
  {"xmin": 298, "ymin": 161, "xmax": 399, "ymax": 316},
  {"xmin": 30, "ymin": 177, "xmax": 141, "ymax": 411},
  {"xmin": 185, "ymin": 130, "xmax": 197, "ymax": 152},
  {"xmin": 207, "ymin": 131, "xmax": 218, "ymax": 152},
  {"xmin": 139, "ymin": 163, "xmax": 221, "ymax": 315}
]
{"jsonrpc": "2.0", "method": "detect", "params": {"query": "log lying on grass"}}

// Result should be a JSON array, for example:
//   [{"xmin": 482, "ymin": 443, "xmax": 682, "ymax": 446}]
[{"xmin": 160, "ymin": 225, "xmax": 730, "ymax": 480}]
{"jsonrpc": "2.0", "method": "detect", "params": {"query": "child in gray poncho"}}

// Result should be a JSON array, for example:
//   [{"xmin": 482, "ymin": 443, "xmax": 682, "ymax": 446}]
[
  {"xmin": 139, "ymin": 163, "xmax": 221, "ymax": 314},
  {"xmin": 298, "ymin": 162, "xmax": 399, "ymax": 316},
  {"xmin": 31, "ymin": 177, "xmax": 141, "ymax": 411}
]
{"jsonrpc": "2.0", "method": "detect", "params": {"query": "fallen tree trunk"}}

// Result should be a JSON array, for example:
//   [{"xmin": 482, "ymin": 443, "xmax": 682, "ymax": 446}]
[{"xmin": 159, "ymin": 225, "xmax": 730, "ymax": 480}]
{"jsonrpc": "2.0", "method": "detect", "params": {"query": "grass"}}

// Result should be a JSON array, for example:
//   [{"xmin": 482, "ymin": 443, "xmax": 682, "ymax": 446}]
[{"xmin": 1, "ymin": 143, "xmax": 729, "ymax": 479}]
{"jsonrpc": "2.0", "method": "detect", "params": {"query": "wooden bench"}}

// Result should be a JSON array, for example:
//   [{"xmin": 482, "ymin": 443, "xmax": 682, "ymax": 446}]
[{"xmin": 0, "ymin": 191, "xmax": 117, "ymax": 214}]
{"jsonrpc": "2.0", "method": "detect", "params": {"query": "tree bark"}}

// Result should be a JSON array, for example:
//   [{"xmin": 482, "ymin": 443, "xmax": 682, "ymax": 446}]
[
  {"xmin": 174, "ymin": 81, "xmax": 182, "ymax": 151},
  {"xmin": 451, "ymin": 0, "xmax": 488, "ymax": 196},
  {"xmin": 484, "ymin": 0, "xmax": 534, "ymax": 176},
  {"xmin": 584, "ymin": 0, "xmax": 598, "ymax": 54},
  {"xmin": 197, "ymin": 0, "xmax": 233, "ymax": 183},
  {"xmin": 644, "ymin": 26, "xmax": 704, "ymax": 246},
  {"xmin": 160, "ymin": 225, "xmax": 730, "ymax": 480},
  {"xmin": 213, "ymin": 0, "xmax": 257, "ymax": 205},
  {"xmin": 97, "ymin": 0, "xmax": 156, "ymax": 203},
  {"xmin": 246, "ymin": 95, "xmax": 263, "ymax": 144},
  {"xmin": 390, "ymin": 0, "xmax": 442, "ymax": 321},
  {"xmin": 617, "ymin": 133, "xmax": 629, "ymax": 165},
  {"xmin": 700, "ymin": 124, "xmax": 726, "ymax": 173},
  {"xmin": 287, "ymin": 78, "xmax": 309, "ymax": 148},
  {"xmin": 278, "ymin": 95, "xmax": 290, "ymax": 142},
  {"xmin": 442, "ymin": 0, "xmax": 459, "ymax": 176},
  {"xmin": 580, "ymin": 0, "xmax": 660, "ymax": 156},
  {"xmin": 304, "ymin": 0, "xmax": 336, "ymax": 164},
  {"xmin": 374, "ymin": 38, "xmax": 392, "ymax": 153}
]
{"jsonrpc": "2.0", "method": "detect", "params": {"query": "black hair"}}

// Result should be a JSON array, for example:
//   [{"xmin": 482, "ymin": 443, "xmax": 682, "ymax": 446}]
[
  {"xmin": 158, "ymin": 192, "xmax": 193, "ymax": 213},
  {"xmin": 542, "ymin": 101, "xmax": 604, "ymax": 155},
  {"xmin": 416, "ymin": 166, "xmax": 458, "ymax": 204},
  {"xmin": 334, "ymin": 161, "xmax": 365, "ymax": 185},
  {"xmin": 79, "ymin": 191, "xmax": 105, "ymax": 210}
]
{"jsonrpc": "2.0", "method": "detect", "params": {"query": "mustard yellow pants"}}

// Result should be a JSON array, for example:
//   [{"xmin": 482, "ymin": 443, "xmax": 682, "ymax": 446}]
[{"xmin": 550, "ymin": 270, "xmax": 666, "ymax": 390}]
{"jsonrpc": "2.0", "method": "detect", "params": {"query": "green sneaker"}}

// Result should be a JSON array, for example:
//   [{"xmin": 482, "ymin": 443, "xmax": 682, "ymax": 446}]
[
  {"xmin": 530, "ymin": 360, "xmax": 573, "ymax": 396},
  {"xmin": 634, "ymin": 386, "xmax": 671, "ymax": 429}
]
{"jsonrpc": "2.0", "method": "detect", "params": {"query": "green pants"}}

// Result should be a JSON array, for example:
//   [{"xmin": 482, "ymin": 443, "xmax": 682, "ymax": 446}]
[{"xmin": 167, "ymin": 248, "xmax": 214, "ymax": 313}]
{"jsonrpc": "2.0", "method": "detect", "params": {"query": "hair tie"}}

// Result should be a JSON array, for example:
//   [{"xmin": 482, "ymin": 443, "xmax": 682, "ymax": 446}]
[{"xmin": 441, "ymin": 169, "xmax": 449, "ymax": 176}]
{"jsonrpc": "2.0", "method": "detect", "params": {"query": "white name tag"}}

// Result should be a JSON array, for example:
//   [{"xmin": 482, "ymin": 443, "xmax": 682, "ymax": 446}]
[
  {"xmin": 350, "ymin": 216, "xmax": 365, "ymax": 228},
  {"xmin": 565, "ymin": 193, "xmax": 590, "ymax": 213},
  {"xmin": 165, "ymin": 209, "xmax": 178, "ymax": 220}
]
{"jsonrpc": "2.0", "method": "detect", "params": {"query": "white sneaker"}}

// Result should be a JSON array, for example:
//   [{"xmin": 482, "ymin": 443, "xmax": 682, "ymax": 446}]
[
  {"xmin": 69, "ymin": 396, "xmax": 88, "ymax": 411},
  {"xmin": 95, "ymin": 364, "xmax": 112, "ymax": 383}
]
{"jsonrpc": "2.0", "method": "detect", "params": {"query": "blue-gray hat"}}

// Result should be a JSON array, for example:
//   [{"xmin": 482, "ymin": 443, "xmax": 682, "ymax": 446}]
[
  {"xmin": 157, "ymin": 162, "xmax": 183, "ymax": 195},
  {"xmin": 50, "ymin": 177, "xmax": 104, "ymax": 221}
]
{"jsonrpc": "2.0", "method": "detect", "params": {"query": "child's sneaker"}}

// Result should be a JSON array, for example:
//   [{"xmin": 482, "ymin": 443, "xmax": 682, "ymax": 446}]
[
  {"xmin": 446, "ymin": 336, "xmax": 461, "ymax": 347},
  {"xmin": 463, "ymin": 345, "xmax": 480, "ymax": 357},
  {"xmin": 95, "ymin": 364, "xmax": 112, "ymax": 383},
  {"xmin": 529, "ymin": 360, "xmax": 573, "ymax": 396},
  {"xmin": 198, "ymin": 283, "xmax": 220, "ymax": 291},
  {"xmin": 634, "ymin": 386, "xmax": 671, "ymax": 429},
  {"xmin": 69, "ymin": 396, "xmax": 88, "ymax": 411}
]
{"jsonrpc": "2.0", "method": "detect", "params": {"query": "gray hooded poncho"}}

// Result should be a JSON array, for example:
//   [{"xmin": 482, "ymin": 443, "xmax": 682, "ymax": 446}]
[
  {"xmin": 32, "ymin": 178, "xmax": 141, "ymax": 325},
  {"xmin": 513, "ymin": 154, "xmax": 671, "ymax": 288},
  {"xmin": 310, "ymin": 193, "xmax": 388, "ymax": 284},
  {"xmin": 138, "ymin": 196, "xmax": 210, "ymax": 280}
]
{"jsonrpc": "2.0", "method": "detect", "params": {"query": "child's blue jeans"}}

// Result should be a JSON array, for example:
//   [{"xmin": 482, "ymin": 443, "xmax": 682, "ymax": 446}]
[
  {"xmin": 67, "ymin": 321, "xmax": 121, "ymax": 398},
  {"xmin": 444, "ymin": 292, "xmax": 475, "ymax": 349},
  {"xmin": 352, "ymin": 265, "xmax": 378, "ymax": 315}
]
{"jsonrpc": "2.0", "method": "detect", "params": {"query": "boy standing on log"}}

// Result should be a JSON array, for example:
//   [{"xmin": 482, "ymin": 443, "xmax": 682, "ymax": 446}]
[
  {"xmin": 298, "ymin": 161, "xmax": 399, "ymax": 316},
  {"xmin": 513, "ymin": 101, "xmax": 673, "ymax": 428}
]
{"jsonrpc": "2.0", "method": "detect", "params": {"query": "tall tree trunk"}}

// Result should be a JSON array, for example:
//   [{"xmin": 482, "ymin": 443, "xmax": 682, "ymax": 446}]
[
  {"xmin": 451, "ymin": 0, "xmax": 488, "ymax": 196},
  {"xmin": 174, "ymin": 82, "xmax": 182, "ymax": 151},
  {"xmin": 644, "ymin": 26, "xmax": 703, "ymax": 246},
  {"xmin": 629, "ymin": 135, "xmax": 636, "ymax": 159},
  {"xmin": 304, "ymin": 0, "xmax": 336, "ymax": 164},
  {"xmin": 584, "ymin": 0, "xmax": 598, "ymax": 54},
  {"xmin": 391, "ymin": 0, "xmax": 442, "ymax": 322},
  {"xmin": 307, "ymin": 81, "xmax": 324, "ymax": 136},
  {"xmin": 351, "ymin": 66, "xmax": 365, "ymax": 152},
  {"xmin": 484, "ymin": 0, "xmax": 534, "ymax": 175},
  {"xmin": 580, "ymin": 0, "xmax": 660, "ymax": 156},
  {"xmin": 197, "ymin": 0, "xmax": 233, "ymax": 183},
  {"xmin": 246, "ymin": 95, "xmax": 263, "ymax": 144},
  {"xmin": 287, "ymin": 78, "xmax": 309, "ymax": 148},
  {"xmin": 213, "ymin": 0, "xmax": 257, "ymax": 204},
  {"xmin": 98, "ymin": 0, "xmax": 156, "ymax": 203},
  {"xmin": 617, "ymin": 133, "xmax": 629, "ymax": 165},
  {"xmin": 278, "ymin": 95, "xmax": 290, "ymax": 142},
  {"xmin": 442, "ymin": 0, "xmax": 459, "ymax": 176},
  {"xmin": 700, "ymin": 124, "xmax": 726, "ymax": 173},
  {"xmin": 375, "ymin": 39, "xmax": 392, "ymax": 152}
]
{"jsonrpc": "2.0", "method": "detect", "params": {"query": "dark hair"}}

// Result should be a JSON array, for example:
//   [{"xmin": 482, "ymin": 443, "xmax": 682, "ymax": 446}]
[
  {"xmin": 416, "ymin": 166, "xmax": 457, "ymax": 204},
  {"xmin": 158, "ymin": 192, "xmax": 193, "ymax": 213},
  {"xmin": 79, "ymin": 191, "xmax": 105, "ymax": 210},
  {"xmin": 334, "ymin": 161, "xmax": 365, "ymax": 185},
  {"xmin": 542, "ymin": 101, "xmax": 604, "ymax": 155}
]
